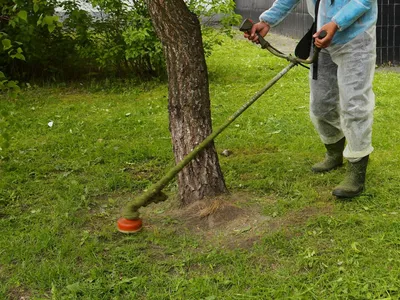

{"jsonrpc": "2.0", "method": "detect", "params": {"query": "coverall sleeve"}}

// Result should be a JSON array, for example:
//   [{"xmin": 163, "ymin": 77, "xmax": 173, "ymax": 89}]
[
  {"xmin": 259, "ymin": 0, "xmax": 302, "ymax": 27},
  {"xmin": 332, "ymin": 0, "xmax": 375, "ymax": 31}
]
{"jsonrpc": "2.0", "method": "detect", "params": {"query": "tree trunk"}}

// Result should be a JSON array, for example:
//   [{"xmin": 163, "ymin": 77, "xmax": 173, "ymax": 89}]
[{"xmin": 147, "ymin": 0, "xmax": 228, "ymax": 205}]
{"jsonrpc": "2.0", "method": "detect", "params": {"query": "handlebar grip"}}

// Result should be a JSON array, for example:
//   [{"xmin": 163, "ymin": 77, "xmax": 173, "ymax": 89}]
[
  {"xmin": 317, "ymin": 30, "xmax": 327, "ymax": 39},
  {"xmin": 239, "ymin": 19, "xmax": 253, "ymax": 32},
  {"xmin": 239, "ymin": 18, "xmax": 326, "ymax": 64},
  {"xmin": 239, "ymin": 19, "xmax": 268, "ymax": 48}
]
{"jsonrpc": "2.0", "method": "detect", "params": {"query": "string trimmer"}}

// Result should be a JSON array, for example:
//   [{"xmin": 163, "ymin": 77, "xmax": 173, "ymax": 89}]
[{"xmin": 117, "ymin": 19, "xmax": 327, "ymax": 233}]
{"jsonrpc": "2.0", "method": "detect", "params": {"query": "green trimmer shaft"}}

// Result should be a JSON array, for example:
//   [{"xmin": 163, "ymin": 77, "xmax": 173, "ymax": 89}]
[{"xmin": 117, "ymin": 19, "xmax": 327, "ymax": 233}]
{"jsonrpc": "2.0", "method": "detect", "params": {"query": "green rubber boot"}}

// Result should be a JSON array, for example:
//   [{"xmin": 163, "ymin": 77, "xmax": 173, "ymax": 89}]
[
  {"xmin": 312, "ymin": 137, "xmax": 345, "ymax": 173},
  {"xmin": 332, "ymin": 155, "xmax": 369, "ymax": 198}
]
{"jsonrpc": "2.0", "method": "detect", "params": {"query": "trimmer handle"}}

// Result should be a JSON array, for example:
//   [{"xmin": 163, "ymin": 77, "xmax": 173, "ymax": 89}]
[
  {"xmin": 239, "ymin": 19, "xmax": 254, "ymax": 32},
  {"xmin": 317, "ymin": 30, "xmax": 327, "ymax": 39},
  {"xmin": 239, "ymin": 18, "xmax": 327, "ymax": 64},
  {"xmin": 240, "ymin": 18, "xmax": 327, "ymax": 41},
  {"xmin": 239, "ymin": 19, "xmax": 268, "ymax": 48}
]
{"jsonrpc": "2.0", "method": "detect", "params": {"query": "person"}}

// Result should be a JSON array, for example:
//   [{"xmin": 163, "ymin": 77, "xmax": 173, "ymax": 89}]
[{"xmin": 244, "ymin": 0, "xmax": 377, "ymax": 198}]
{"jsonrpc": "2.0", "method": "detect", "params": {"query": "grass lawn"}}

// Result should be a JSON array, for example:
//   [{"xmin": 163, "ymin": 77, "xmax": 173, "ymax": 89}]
[{"xmin": 1, "ymin": 34, "xmax": 400, "ymax": 299}]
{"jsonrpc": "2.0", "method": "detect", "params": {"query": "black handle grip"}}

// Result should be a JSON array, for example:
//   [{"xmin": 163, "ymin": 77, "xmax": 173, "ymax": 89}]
[
  {"xmin": 239, "ymin": 19, "xmax": 253, "ymax": 32},
  {"xmin": 317, "ymin": 30, "xmax": 327, "ymax": 39},
  {"xmin": 239, "ymin": 19, "xmax": 268, "ymax": 48},
  {"xmin": 239, "ymin": 19, "xmax": 254, "ymax": 33}
]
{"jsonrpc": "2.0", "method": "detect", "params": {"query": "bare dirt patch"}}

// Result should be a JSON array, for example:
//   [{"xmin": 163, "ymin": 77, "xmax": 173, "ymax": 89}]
[
  {"xmin": 7, "ymin": 286, "xmax": 32, "ymax": 300},
  {"xmin": 140, "ymin": 192, "xmax": 334, "ymax": 249}
]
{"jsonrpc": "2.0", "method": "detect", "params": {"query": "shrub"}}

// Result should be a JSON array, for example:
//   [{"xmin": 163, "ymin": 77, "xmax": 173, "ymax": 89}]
[{"xmin": 0, "ymin": 0, "xmax": 240, "ymax": 83}]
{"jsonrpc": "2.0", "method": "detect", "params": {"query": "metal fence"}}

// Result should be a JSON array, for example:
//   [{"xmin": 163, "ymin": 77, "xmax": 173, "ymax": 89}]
[
  {"xmin": 377, "ymin": 0, "xmax": 400, "ymax": 65},
  {"xmin": 235, "ymin": 0, "xmax": 400, "ymax": 65}
]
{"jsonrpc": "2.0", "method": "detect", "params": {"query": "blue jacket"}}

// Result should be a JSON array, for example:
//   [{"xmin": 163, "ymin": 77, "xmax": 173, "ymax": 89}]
[{"xmin": 260, "ymin": 0, "xmax": 377, "ymax": 45}]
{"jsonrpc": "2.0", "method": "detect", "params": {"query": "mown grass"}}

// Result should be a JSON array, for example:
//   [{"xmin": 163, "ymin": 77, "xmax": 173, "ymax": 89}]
[{"xmin": 1, "ymin": 34, "xmax": 400, "ymax": 299}]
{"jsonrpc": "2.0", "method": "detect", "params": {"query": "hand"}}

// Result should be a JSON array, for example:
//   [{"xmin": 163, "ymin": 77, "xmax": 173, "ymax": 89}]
[
  {"xmin": 313, "ymin": 21, "xmax": 338, "ymax": 48},
  {"xmin": 244, "ymin": 21, "xmax": 270, "ymax": 44}
]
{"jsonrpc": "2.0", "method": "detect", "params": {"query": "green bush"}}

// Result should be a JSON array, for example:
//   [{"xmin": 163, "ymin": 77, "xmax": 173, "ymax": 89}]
[{"xmin": 0, "ymin": 0, "xmax": 240, "ymax": 83}]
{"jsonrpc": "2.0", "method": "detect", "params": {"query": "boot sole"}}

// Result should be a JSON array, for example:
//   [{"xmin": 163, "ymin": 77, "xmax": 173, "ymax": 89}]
[
  {"xmin": 311, "ymin": 163, "xmax": 343, "ymax": 173},
  {"xmin": 332, "ymin": 187, "xmax": 363, "ymax": 198}
]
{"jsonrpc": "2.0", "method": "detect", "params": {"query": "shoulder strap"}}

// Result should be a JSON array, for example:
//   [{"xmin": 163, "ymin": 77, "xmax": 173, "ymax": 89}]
[
  {"xmin": 312, "ymin": 0, "xmax": 321, "ymax": 80},
  {"xmin": 314, "ymin": 0, "xmax": 321, "ymax": 26},
  {"xmin": 294, "ymin": 0, "xmax": 322, "ymax": 60}
]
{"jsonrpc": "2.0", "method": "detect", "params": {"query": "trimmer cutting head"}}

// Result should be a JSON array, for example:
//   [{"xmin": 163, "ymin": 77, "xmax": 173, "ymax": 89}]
[{"xmin": 117, "ymin": 217, "xmax": 143, "ymax": 233}]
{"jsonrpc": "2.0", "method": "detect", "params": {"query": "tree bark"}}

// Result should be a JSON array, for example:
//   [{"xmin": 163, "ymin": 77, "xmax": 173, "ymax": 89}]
[{"xmin": 147, "ymin": 0, "xmax": 228, "ymax": 205}]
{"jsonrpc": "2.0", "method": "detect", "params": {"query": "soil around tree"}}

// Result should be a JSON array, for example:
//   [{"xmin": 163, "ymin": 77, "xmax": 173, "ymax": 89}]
[{"xmin": 139, "ymin": 192, "xmax": 334, "ymax": 249}]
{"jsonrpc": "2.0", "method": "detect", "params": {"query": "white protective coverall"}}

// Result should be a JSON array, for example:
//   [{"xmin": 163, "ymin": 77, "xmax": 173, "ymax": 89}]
[
  {"xmin": 260, "ymin": 0, "xmax": 378, "ymax": 162},
  {"xmin": 310, "ymin": 26, "xmax": 376, "ymax": 162}
]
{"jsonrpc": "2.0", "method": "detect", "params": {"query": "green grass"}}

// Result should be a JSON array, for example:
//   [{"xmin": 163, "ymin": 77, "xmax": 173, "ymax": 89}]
[{"xmin": 1, "ymin": 35, "xmax": 400, "ymax": 299}]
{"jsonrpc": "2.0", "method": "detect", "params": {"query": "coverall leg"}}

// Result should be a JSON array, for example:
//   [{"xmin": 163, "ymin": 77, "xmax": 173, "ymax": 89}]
[{"xmin": 310, "ymin": 27, "xmax": 376, "ymax": 163}]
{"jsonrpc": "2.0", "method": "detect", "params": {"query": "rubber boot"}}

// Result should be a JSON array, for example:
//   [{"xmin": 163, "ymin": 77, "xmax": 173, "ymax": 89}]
[
  {"xmin": 332, "ymin": 155, "xmax": 369, "ymax": 198},
  {"xmin": 312, "ymin": 137, "xmax": 345, "ymax": 173}
]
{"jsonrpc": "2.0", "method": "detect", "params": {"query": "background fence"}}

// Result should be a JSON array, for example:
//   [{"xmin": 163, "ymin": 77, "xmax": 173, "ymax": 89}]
[
  {"xmin": 377, "ymin": 0, "xmax": 400, "ymax": 65},
  {"xmin": 235, "ymin": 0, "xmax": 400, "ymax": 65}
]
